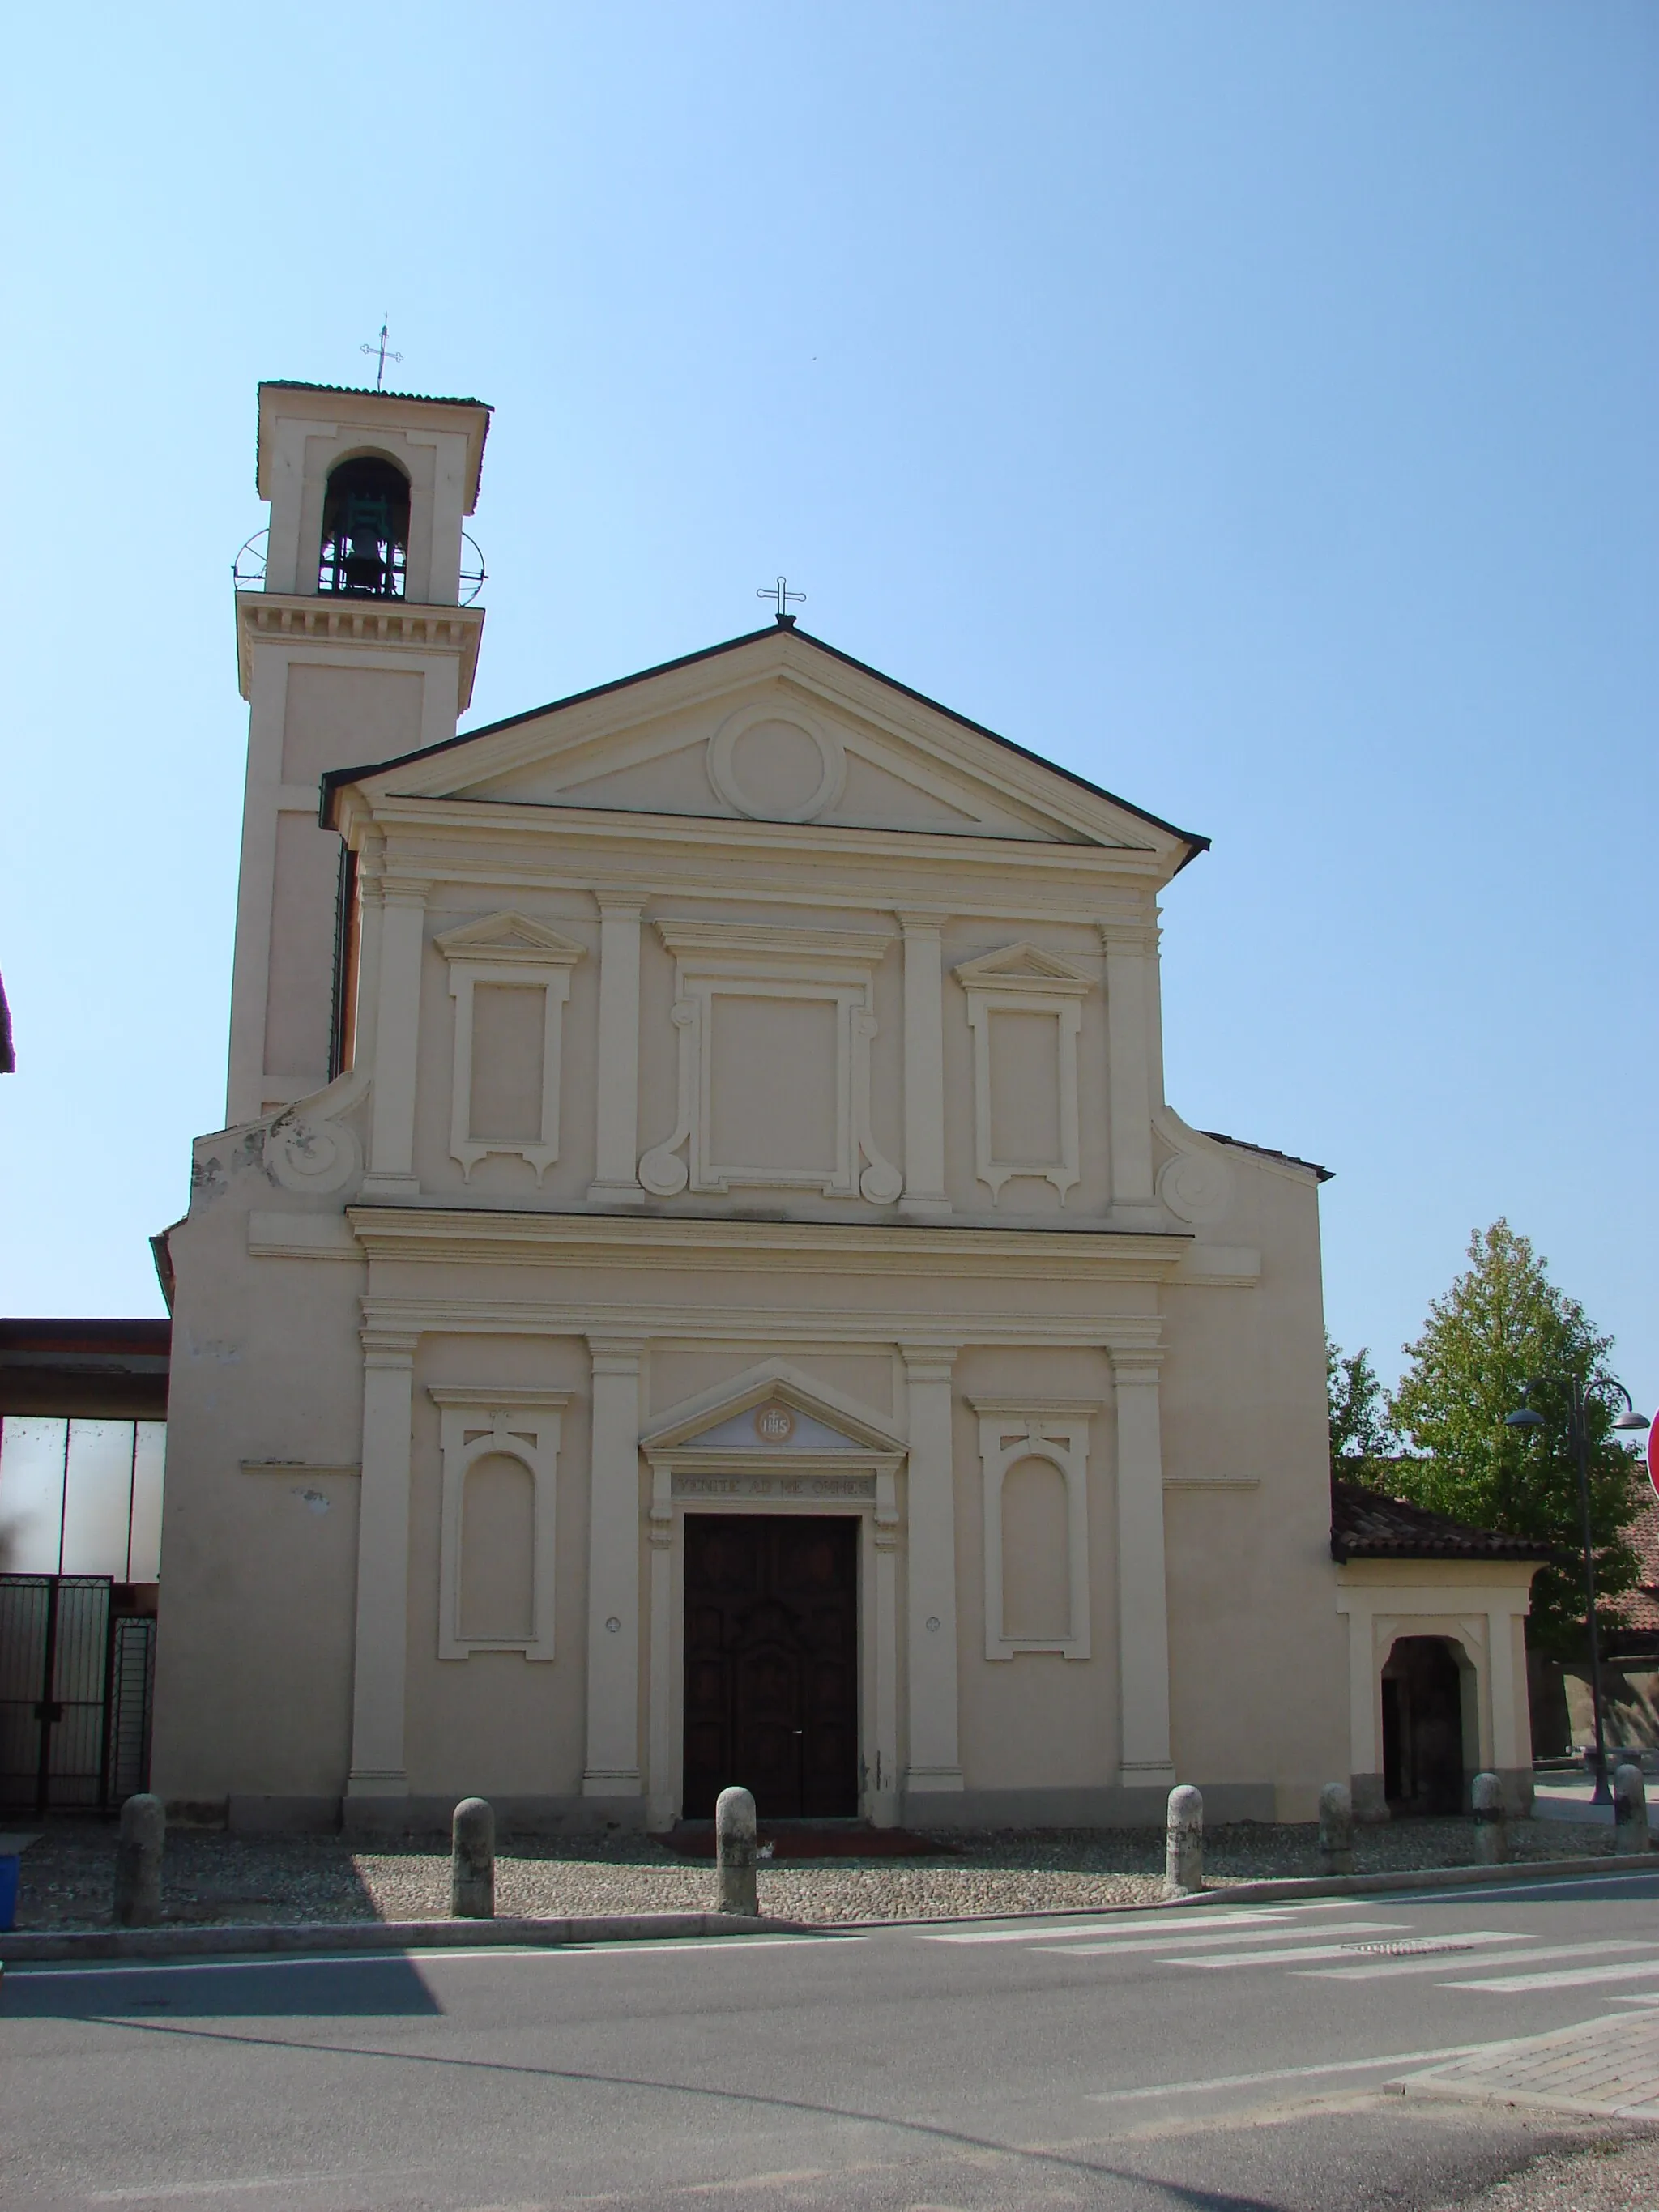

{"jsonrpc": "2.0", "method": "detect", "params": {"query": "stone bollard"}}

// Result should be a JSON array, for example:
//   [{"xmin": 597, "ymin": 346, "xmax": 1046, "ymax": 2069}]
[
  {"xmin": 715, "ymin": 1785, "xmax": 758, "ymax": 1916},
  {"xmin": 451, "ymin": 1797, "xmax": 496, "ymax": 1918},
  {"xmin": 1614, "ymin": 1763, "xmax": 1649, "ymax": 1856},
  {"xmin": 113, "ymin": 1792, "xmax": 164, "ymax": 1928},
  {"xmin": 1318, "ymin": 1782, "xmax": 1354, "ymax": 1877},
  {"xmin": 1165, "ymin": 1784, "xmax": 1203, "ymax": 1898},
  {"xmin": 1471, "ymin": 1771, "xmax": 1508, "ymax": 1865}
]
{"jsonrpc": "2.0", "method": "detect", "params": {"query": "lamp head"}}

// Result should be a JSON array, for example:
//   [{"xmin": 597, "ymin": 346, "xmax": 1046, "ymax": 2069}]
[
  {"xmin": 1614, "ymin": 1409, "xmax": 1653, "ymax": 1433},
  {"xmin": 1505, "ymin": 1408, "xmax": 1546, "ymax": 1430}
]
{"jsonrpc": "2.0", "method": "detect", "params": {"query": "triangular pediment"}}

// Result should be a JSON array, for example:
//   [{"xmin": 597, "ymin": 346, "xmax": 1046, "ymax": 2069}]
[
  {"xmin": 641, "ymin": 1358, "xmax": 905, "ymax": 1455},
  {"xmin": 331, "ymin": 628, "xmax": 1203, "ymax": 867},
  {"xmin": 433, "ymin": 911, "xmax": 584, "ymax": 964},
  {"xmin": 953, "ymin": 940, "xmax": 1094, "ymax": 991}
]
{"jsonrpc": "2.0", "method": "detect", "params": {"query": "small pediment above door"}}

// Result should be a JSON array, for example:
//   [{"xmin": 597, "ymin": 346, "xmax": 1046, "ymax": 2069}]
[{"xmin": 640, "ymin": 1358, "xmax": 905, "ymax": 1456}]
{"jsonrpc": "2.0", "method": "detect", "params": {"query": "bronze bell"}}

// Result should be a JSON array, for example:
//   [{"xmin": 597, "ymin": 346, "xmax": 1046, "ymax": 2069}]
[{"xmin": 342, "ymin": 531, "xmax": 385, "ymax": 592}]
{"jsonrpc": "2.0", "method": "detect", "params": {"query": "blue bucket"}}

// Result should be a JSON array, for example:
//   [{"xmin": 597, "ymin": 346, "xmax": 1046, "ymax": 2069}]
[{"xmin": 0, "ymin": 1856, "xmax": 17, "ymax": 1933}]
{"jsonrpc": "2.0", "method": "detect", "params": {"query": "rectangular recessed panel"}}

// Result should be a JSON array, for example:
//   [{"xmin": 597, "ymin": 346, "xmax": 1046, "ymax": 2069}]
[
  {"xmin": 990, "ymin": 1008, "xmax": 1060, "ymax": 1163},
  {"xmin": 469, "ymin": 984, "xmax": 546, "ymax": 1142},
  {"xmin": 709, "ymin": 995, "xmax": 838, "ymax": 1175}
]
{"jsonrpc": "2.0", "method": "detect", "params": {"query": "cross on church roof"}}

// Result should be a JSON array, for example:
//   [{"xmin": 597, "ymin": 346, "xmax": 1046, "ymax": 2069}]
[
  {"xmin": 360, "ymin": 317, "xmax": 404, "ymax": 391},
  {"xmin": 757, "ymin": 575, "xmax": 805, "ymax": 627}
]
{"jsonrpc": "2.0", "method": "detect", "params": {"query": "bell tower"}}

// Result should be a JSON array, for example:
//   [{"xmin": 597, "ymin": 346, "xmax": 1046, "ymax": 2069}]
[{"xmin": 225, "ymin": 381, "xmax": 492, "ymax": 1127}]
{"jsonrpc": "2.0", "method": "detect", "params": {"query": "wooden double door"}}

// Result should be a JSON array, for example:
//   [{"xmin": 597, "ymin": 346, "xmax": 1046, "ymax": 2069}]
[{"xmin": 682, "ymin": 1515, "xmax": 859, "ymax": 1820}]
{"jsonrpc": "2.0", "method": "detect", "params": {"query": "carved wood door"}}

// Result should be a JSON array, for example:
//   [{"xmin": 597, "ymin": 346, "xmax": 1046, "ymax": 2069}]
[{"xmin": 682, "ymin": 1515, "xmax": 859, "ymax": 1820}]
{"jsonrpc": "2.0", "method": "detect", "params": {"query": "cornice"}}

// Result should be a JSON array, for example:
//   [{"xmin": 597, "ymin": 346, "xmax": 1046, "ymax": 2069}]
[
  {"xmin": 341, "ymin": 798, "xmax": 1172, "ymax": 889},
  {"xmin": 358, "ymin": 1294, "xmax": 1166, "ymax": 1353},
  {"xmin": 236, "ymin": 592, "xmax": 485, "ymax": 709},
  {"xmin": 344, "ymin": 1206, "xmax": 1191, "ymax": 1285}
]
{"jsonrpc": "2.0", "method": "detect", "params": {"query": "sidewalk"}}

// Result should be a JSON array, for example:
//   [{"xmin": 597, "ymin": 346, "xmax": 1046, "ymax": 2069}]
[{"xmin": 1393, "ymin": 2011, "xmax": 1659, "ymax": 2122}]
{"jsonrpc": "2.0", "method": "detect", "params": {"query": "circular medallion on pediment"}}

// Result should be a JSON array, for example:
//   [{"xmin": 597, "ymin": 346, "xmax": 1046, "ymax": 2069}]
[
  {"xmin": 708, "ymin": 703, "xmax": 846, "ymax": 822},
  {"xmin": 754, "ymin": 1403, "xmax": 796, "ymax": 1443}
]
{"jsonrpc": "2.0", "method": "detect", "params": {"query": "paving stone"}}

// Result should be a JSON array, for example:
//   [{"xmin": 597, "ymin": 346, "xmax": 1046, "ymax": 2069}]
[
  {"xmin": 8, "ymin": 1815, "xmax": 1623, "ymax": 1932},
  {"xmin": 1397, "ymin": 2014, "xmax": 1659, "ymax": 2121}
]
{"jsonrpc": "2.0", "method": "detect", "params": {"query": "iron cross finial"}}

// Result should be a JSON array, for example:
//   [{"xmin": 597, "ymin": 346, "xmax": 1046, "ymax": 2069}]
[
  {"xmin": 757, "ymin": 576, "xmax": 806, "ymax": 625},
  {"xmin": 360, "ymin": 317, "xmax": 404, "ymax": 391}
]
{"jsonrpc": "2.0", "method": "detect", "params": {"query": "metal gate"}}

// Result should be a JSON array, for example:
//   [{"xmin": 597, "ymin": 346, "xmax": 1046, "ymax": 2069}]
[{"xmin": 0, "ymin": 1575, "xmax": 155, "ymax": 1813}]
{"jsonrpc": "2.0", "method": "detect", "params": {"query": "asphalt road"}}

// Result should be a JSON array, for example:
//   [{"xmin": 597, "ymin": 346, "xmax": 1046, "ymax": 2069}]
[{"xmin": 5, "ymin": 1867, "xmax": 1659, "ymax": 2210}]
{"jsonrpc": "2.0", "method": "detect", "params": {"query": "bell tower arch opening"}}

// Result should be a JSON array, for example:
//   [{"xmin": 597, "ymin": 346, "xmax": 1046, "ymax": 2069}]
[{"xmin": 318, "ymin": 454, "xmax": 410, "ymax": 599}]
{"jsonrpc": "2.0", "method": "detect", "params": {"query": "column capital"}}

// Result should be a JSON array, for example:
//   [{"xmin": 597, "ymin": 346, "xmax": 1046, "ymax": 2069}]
[
  {"xmin": 1098, "ymin": 918, "xmax": 1161, "ymax": 957},
  {"xmin": 587, "ymin": 1336, "xmax": 646, "ymax": 1373},
  {"xmin": 595, "ymin": 890, "xmax": 649, "ymax": 918},
  {"xmin": 360, "ymin": 1328, "xmax": 419, "ymax": 1367},
  {"xmin": 895, "ymin": 909, "xmax": 949, "ymax": 935},
  {"xmin": 379, "ymin": 876, "xmax": 433, "ymax": 908},
  {"xmin": 899, "ymin": 1343, "xmax": 961, "ymax": 1383},
  {"xmin": 1108, "ymin": 1346, "xmax": 1164, "ymax": 1387}
]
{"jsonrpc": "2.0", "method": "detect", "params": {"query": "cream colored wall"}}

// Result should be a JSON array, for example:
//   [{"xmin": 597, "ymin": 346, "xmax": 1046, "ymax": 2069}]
[
  {"xmin": 401, "ymin": 1332, "xmax": 591, "ymax": 1801},
  {"xmin": 1159, "ymin": 1162, "xmax": 1346, "ymax": 1820},
  {"xmin": 151, "ymin": 1198, "xmax": 367, "ymax": 1805},
  {"xmin": 163, "ymin": 392, "xmax": 1360, "ymax": 1822},
  {"xmin": 952, "ymin": 1346, "xmax": 1118, "ymax": 1791}
]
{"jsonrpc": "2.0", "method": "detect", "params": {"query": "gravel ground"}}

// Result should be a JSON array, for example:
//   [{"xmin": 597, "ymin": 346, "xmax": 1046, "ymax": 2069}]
[
  {"xmin": 4, "ymin": 1814, "xmax": 1627, "ymax": 1931},
  {"xmin": 1432, "ymin": 2132, "xmax": 1659, "ymax": 2210}
]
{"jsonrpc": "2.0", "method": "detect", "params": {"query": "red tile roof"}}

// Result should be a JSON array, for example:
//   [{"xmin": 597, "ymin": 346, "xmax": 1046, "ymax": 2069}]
[{"xmin": 1330, "ymin": 1478, "xmax": 1552, "ymax": 1563}]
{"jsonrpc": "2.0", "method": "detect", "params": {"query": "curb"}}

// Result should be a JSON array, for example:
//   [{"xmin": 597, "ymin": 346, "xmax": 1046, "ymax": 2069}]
[
  {"xmin": 0, "ymin": 1911, "xmax": 820, "ymax": 1967},
  {"xmin": 1386, "ymin": 2078, "xmax": 1659, "ymax": 2125},
  {"xmin": 2, "ymin": 1848, "xmax": 1650, "ymax": 1963}
]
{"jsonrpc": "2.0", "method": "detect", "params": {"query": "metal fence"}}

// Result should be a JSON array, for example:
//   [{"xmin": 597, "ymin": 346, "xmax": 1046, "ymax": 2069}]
[{"xmin": 0, "ymin": 1575, "xmax": 155, "ymax": 1813}]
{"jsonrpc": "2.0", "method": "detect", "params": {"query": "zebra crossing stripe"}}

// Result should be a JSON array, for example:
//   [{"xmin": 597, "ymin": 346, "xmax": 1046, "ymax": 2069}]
[
  {"xmin": 919, "ymin": 1910, "xmax": 1296, "ymax": 1946},
  {"xmin": 1171, "ymin": 1930, "xmax": 1531, "ymax": 1970},
  {"xmin": 1305, "ymin": 1938, "xmax": 1658, "ymax": 1982},
  {"xmin": 1051, "ymin": 1920, "xmax": 1406, "ymax": 1958},
  {"xmin": 1447, "ymin": 1959, "xmax": 1659, "ymax": 1994}
]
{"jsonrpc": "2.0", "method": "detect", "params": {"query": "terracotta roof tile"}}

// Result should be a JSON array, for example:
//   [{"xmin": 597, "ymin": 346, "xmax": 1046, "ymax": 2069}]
[{"xmin": 1330, "ymin": 1477, "xmax": 1552, "ymax": 1563}]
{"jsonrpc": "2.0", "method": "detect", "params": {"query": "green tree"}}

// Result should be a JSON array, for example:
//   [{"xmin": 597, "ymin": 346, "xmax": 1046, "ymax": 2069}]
[
  {"xmin": 1384, "ymin": 1220, "xmax": 1643, "ymax": 1655},
  {"xmin": 1326, "ymin": 1336, "xmax": 1401, "ymax": 1473}
]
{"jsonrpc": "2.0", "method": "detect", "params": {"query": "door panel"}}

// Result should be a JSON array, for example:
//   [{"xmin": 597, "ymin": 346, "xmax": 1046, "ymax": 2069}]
[{"xmin": 682, "ymin": 1515, "xmax": 859, "ymax": 1820}]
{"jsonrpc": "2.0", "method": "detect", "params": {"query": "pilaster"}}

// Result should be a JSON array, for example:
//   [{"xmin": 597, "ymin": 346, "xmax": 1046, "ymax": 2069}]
[
  {"xmin": 589, "ymin": 897, "xmax": 647, "ymax": 1205},
  {"xmin": 901, "ymin": 1345, "xmax": 963, "ymax": 1792},
  {"xmin": 346, "ymin": 1329, "xmax": 418, "ymax": 1799},
  {"xmin": 360, "ymin": 874, "xmax": 429, "ymax": 1197},
  {"xmin": 1111, "ymin": 1344, "xmax": 1175, "ymax": 1789},
  {"xmin": 897, "ymin": 913, "xmax": 950, "ymax": 1219},
  {"xmin": 1100, "ymin": 919, "xmax": 1158, "ymax": 1210},
  {"xmin": 583, "ymin": 1337, "xmax": 645, "ymax": 1796}
]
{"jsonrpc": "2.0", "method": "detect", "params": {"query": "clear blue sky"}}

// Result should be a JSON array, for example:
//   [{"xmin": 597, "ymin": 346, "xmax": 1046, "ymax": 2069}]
[{"xmin": 2, "ymin": 4, "xmax": 1653, "ymax": 1413}]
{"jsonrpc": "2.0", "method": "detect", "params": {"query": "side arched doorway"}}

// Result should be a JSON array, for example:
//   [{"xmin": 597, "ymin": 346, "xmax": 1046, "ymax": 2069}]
[{"xmin": 1381, "ymin": 1636, "xmax": 1468, "ymax": 1815}]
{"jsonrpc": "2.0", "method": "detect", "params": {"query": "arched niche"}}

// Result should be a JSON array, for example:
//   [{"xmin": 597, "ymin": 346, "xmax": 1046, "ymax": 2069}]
[
  {"xmin": 431, "ymin": 1389, "xmax": 568, "ymax": 1660},
  {"xmin": 318, "ymin": 453, "xmax": 411, "ymax": 598}
]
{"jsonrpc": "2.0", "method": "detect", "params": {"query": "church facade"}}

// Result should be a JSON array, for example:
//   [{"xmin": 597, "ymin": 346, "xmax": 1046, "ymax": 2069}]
[{"xmin": 151, "ymin": 381, "xmax": 1540, "ymax": 1831}]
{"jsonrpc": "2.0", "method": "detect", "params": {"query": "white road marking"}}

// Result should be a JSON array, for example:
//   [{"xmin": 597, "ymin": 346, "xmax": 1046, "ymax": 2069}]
[
  {"xmin": 1170, "ymin": 1930, "xmax": 1531, "ymax": 1970},
  {"xmin": 1305, "ymin": 1939, "xmax": 1658, "ymax": 1982},
  {"xmin": 919, "ymin": 1910, "xmax": 1298, "ymax": 1945},
  {"xmin": 2, "ymin": 1934, "xmax": 836, "ymax": 1982},
  {"xmin": 1446, "ymin": 1958, "xmax": 1659, "ymax": 1993},
  {"xmin": 1390, "ymin": 1869, "xmax": 1659, "ymax": 1904},
  {"xmin": 1051, "ymin": 1920, "xmax": 1410, "ymax": 1958},
  {"xmin": 1087, "ymin": 2041, "xmax": 1504, "ymax": 2103}
]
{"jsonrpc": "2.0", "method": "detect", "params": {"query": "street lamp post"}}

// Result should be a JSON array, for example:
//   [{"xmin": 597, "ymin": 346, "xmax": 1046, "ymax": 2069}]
[{"xmin": 1507, "ymin": 1379, "xmax": 1652, "ymax": 1806}]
